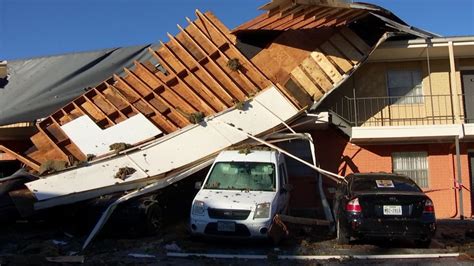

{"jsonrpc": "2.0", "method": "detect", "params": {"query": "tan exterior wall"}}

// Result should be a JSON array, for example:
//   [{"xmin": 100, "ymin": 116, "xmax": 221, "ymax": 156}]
[{"xmin": 323, "ymin": 58, "xmax": 474, "ymax": 126}]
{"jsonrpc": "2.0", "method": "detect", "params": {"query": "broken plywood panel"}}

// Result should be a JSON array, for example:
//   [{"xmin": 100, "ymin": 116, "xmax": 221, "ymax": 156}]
[
  {"xmin": 290, "ymin": 66, "xmax": 323, "ymax": 99},
  {"xmin": 300, "ymin": 57, "xmax": 333, "ymax": 92},
  {"xmin": 310, "ymin": 49, "xmax": 343, "ymax": 83},
  {"xmin": 61, "ymin": 113, "xmax": 162, "ymax": 156}
]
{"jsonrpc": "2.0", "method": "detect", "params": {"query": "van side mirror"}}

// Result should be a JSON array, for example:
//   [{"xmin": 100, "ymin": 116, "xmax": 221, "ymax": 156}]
[{"xmin": 195, "ymin": 181, "xmax": 202, "ymax": 190}]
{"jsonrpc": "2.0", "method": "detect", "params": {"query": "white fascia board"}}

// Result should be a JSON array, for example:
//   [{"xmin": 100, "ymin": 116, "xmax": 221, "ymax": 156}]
[
  {"xmin": 463, "ymin": 123, "xmax": 474, "ymax": 139},
  {"xmin": 351, "ymin": 124, "xmax": 464, "ymax": 142},
  {"xmin": 25, "ymin": 86, "xmax": 299, "ymax": 205}
]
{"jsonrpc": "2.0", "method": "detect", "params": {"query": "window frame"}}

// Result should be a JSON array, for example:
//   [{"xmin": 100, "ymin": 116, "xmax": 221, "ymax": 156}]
[
  {"xmin": 391, "ymin": 151, "xmax": 429, "ymax": 188},
  {"xmin": 386, "ymin": 69, "xmax": 424, "ymax": 105}
]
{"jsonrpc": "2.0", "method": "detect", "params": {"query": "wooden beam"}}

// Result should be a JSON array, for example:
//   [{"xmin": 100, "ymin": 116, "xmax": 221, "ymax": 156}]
[
  {"xmin": 177, "ymin": 24, "xmax": 245, "ymax": 103},
  {"xmin": 93, "ymin": 88, "xmax": 128, "ymax": 120},
  {"xmin": 339, "ymin": 27, "xmax": 371, "ymax": 53},
  {"xmin": 121, "ymin": 69, "xmax": 188, "ymax": 128},
  {"xmin": 132, "ymin": 61, "xmax": 197, "ymax": 114},
  {"xmin": 48, "ymin": 116, "xmax": 86, "ymax": 161},
  {"xmin": 196, "ymin": 10, "xmax": 270, "ymax": 90},
  {"xmin": 36, "ymin": 123, "xmax": 69, "ymax": 161},
  {"xmin": 165, "ymin": 34, "xmax": 230, "ymax": 110},
  {"xmin": 0, "ymin": 145, "xmax": 40, "ymax": 171},
  {"xmin": 299, "ymin": 57, "xmax": 333, "ymax": 92},
  {"xmin": 272, "ymin": 6, "xmax": 322, "ymax": 30},
  {"xmin": 149, "ymin": 47, "xmax": 216, "ymax": 115},
  {"xmin": 310, "ymin": 49, "xmax": 343, "ymax": 83},
  {"xmin": 329, "ymin": 33, "xmax": 363, "ymax": 64},
  {"xmin": 81, "ymin": 95, "xmax": 116, "ymax": 126},
  {"xmin": 319, "ymin": 41, "xmax": 353, "ymax": 72},
  {"xmin": 290, "ymin": 66, "xmax": 324, "ymax": 99},
  {"xmin": 186, "ymin": 17, "xmax": 258, "ymax": 95}
]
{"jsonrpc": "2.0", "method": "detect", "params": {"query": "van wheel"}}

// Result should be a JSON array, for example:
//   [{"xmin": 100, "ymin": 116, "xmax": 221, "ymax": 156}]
[
  {"xmin": 145, "ymin": 202, "xmax": 164, "ymax": 235},
  {"xmin": 336, "ymin": 219, "xmax": 349, "ymax": 245},
  {"xmin": 414, "ymin": 238, "xmax": 431, "ymax": 248}
]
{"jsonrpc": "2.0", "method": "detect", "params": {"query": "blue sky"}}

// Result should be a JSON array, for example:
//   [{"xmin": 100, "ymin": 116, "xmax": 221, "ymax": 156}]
[{"xmin": 1, "ymin": 0, "xmax": 473, "ymax": 60}]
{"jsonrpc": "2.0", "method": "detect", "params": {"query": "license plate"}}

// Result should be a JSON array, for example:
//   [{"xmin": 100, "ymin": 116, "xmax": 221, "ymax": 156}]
[
  {"xmin": 217, "ymin": 222, "xmax": 236, "ymax": 232},
  {"xmin": 383, "ymin": 205, "xmax": 402, "ymax": 215}
]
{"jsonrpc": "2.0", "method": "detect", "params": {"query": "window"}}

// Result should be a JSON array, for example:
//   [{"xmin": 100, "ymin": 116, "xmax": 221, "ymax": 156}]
[
  {"xmin": 387, "ymin": 70, "xmax": 423, "ymax": 104},
  {"xmin": 204, "ymin": 162, "xmax": 276, "ymax": 191},
  {"xmin": 392, "ymin": 152, "xmax": 429, "ymax": 188}
]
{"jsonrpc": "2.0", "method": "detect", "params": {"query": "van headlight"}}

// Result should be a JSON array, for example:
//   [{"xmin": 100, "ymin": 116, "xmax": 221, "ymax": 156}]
[
  {"xmin": 254, "ymin": 202, "xmax": 271, "ymax": 219},
  {"xmin": 192, "ymin": 200, "xmax": 206, "ymax": 216}
]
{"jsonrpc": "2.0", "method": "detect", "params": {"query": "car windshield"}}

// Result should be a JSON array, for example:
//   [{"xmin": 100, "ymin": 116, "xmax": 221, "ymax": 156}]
[
  {"xmin": 203, "ymin": 162, "xmax": 276, "ymax": 191},
  {"xmin": 351, "ymin": 176, "xmax": 421, "ymax": 193}
]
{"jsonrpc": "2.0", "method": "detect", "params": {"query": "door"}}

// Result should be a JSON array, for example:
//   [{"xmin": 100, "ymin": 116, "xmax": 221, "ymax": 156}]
[
  {"xmin": 461, "ymin": 71, "xmax": 474, "ymax": 123},
  {"xmin": 469, "ymin": 152, "xmax": 474, "ymax": 215}
]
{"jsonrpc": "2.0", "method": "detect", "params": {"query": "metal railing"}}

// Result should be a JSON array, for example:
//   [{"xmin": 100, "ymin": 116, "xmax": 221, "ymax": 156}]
[{"xmin": 326, "ymin": 94, "xmax": 472, "ymax": 127}]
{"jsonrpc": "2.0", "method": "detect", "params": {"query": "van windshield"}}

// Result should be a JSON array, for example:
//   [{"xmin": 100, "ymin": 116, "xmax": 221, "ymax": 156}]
[{"xmin": 204, "ymin": 162, "xmax": 276, "ymax": 191}]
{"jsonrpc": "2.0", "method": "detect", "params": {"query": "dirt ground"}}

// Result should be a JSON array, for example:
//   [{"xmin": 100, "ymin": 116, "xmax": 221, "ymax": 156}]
[{"xmin": 0, "ymin": 217, "xmax": 473, "ymax": 265}]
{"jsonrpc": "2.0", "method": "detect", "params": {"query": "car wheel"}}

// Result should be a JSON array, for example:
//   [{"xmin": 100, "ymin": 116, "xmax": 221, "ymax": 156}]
[
  {"xmin": 336, "ymin": 219, "xmax": 350, "ymax": 245},
  {"xmin": 145, "ymin": 202, "xmax": 164, "ymax": 235},
  {"xmin": 414, "ymin": 238, "xmax": 431, "ymax": 248}
]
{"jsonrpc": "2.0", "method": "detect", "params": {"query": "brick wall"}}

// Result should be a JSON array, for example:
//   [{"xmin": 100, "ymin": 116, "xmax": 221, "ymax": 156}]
[{"xmin": 310, "ymin": 127, "xmax": 473, "ymax": 219}]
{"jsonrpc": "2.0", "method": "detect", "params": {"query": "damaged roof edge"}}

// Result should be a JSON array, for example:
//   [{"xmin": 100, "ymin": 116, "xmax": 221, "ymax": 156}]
[{"xmin": 259, "ymin": 0, "xmax": 381, "ymax": 12}]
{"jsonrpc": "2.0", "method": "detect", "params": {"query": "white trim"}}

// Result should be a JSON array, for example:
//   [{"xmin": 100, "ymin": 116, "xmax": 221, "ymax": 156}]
[{"xmin": 167, "ymin": 252, "xmax": 459, "ymax": 260}]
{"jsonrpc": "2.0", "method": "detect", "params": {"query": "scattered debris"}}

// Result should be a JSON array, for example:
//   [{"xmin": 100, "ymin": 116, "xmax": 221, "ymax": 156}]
[
  {"xmin": 465, "ymin": 229, "xmax": 474, "ymax": 239},
  {"xmin": 128, "ymin": 253, "xmax": 156, "ymax": 258},
  {"xmin": 165, "ymin": 242, "xmax": 182, "ymax": 252},
  {"xmin": 45, "ymin": 256, "xmax": 85, "ymax": 264},
  {"xmin": 52, "ymin": 240, "xmax": 68, "ymax": 246},
  {"xmin": 188, "ymin": 112, "xmax": 204, "ymax": 124},
  {"xmin": 39, "ymin": 160, "xmax": 68, "ymax": 175},
  {"xmin": 238, "ymin": 147, "xmax": 252, "ymax": 155},
  {"xmin": 114, "ymin": 167, "xmax": 136, "ymax": 180},
  {"xmin": 268, "ymin": 214, "xmax": 290, "ymax": 244},
  {"xmin": 226, "ymin": 58, "xmax": 241, "ymax": 71},
  {"xmin": 233, "ymin": 99, "xmax": 246, "ymax": 110},
  {"xmin": 86, "ymin": 154, "xmax": 96, "ymax": 161},
  {"xmin": 109, "ymin": 142, "xmax": 132, "ymax": 153}
]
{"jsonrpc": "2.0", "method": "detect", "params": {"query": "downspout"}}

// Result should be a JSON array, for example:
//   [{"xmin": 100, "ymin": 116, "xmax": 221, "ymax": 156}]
[
  {"xmin": 455, "ymin": 133, "xmax": 465, "ymax": 219},
  {"xmin": 425, "ymin": 39, "xmax": 436, "ymax": 125}
]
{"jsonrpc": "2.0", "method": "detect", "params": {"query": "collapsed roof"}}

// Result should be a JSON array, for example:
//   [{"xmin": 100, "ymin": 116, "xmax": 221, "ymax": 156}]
[{"xmin": 1, "ymin": 0, "xmax": 435, "ymax": 212}]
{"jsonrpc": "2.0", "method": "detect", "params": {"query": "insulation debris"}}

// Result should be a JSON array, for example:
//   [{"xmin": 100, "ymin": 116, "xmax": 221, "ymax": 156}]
[
  {"xmin": 109, "ymin": 143, "xmax": 132, "ymax": 153},
  {"xmin": 226, "ymin": 58, "xmax": 241, "ymax": 71},
  {"xmin": 39, "ymin": 160, "xmax": 68, "ymax": 175},
  {"xmin": 114, "ymin": 167, "xmax": 136, "ymax": 180}
]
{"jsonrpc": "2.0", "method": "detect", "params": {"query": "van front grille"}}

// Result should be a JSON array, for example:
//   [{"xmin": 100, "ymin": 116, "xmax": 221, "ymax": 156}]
[{"xmin": 208, "ymin": 208, "xmax": 250, "ymax": 220}]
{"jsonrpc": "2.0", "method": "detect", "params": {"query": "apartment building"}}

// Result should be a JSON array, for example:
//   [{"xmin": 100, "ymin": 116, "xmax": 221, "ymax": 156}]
[{"xmin": 317, "ymin": 36, "xmax": 474, "ymax": 218}]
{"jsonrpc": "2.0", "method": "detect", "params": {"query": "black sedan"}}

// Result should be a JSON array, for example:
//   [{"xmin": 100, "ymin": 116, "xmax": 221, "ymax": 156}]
[{"xmin": 333, "ymin": 173, "xmax": 436, "ymax": 247}]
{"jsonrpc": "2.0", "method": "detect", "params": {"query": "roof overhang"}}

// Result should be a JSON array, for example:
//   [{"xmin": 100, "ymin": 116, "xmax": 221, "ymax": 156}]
[
  {"xmin": 351, "ymin": 123, "xmax": 474, "ymax": 144},
  {"xmin": 368, "ymin": 36, "xmax": 474, "ymax": 62}
]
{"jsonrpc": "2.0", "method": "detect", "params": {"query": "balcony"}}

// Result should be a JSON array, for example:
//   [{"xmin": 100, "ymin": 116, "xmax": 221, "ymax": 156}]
[{"xmin": 327, "ymin": 94, "xmax": 472, "ymax": 127}]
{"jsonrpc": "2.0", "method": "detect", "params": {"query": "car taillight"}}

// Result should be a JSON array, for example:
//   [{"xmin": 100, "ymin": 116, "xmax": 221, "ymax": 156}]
[
  {"xmin": 346, "ymin": 198, "xmax": 362, "ymax": 213},
  {"xmin": 423, "ymin": 199, "xmax": 435, "ymax": 213}
]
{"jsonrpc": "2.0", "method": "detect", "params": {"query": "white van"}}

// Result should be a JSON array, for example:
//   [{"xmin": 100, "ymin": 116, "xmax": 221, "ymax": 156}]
[{"xmin": 190, "ymin": 149, "xmax": 290, "ymax": 238}]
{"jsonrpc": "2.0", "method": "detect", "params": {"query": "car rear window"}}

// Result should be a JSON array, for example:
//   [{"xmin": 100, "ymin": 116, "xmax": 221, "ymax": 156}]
[{"xmin": 351, "ymin": 176, "xmax": 421, "ymax": 192}]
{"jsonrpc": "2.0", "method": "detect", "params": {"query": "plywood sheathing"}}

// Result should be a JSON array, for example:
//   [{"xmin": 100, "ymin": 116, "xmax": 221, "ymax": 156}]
[
  {"xmin": 18, "ymin": 11, "xmax": 271, "ymax": 170},
  {"xmin": 289, "ymin": 27, "xmax": 372, "ymax": 101}
]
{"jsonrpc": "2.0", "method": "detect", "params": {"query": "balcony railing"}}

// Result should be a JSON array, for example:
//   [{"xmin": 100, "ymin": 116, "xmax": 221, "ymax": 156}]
[{"xmin": 326, "ymin": 94, "xmax": 472, "ymax": 127}]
